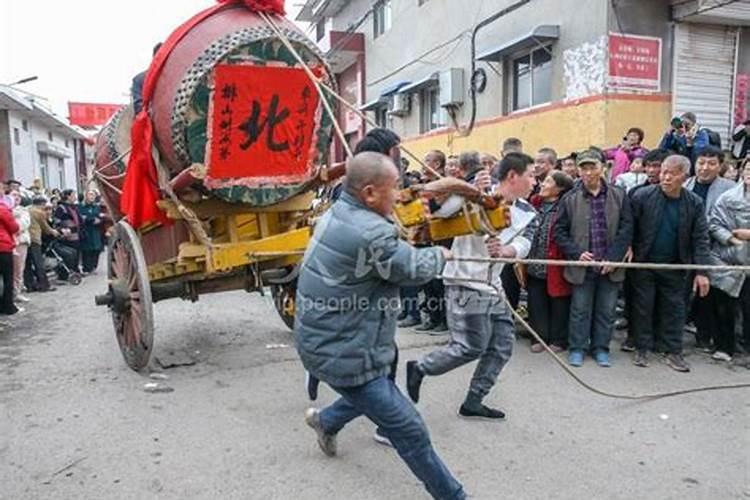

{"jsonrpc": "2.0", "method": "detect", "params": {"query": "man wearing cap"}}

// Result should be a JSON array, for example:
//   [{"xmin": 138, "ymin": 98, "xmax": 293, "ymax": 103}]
[{"xmin": 554, "ymin": 149, "xmax": 633, "ymax": 367}]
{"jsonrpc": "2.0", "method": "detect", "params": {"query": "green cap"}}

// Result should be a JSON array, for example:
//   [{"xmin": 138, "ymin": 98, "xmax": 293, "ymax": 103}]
[{"xmin": 576, "ymin": 149, "xmax": 602, "ymax": 166}]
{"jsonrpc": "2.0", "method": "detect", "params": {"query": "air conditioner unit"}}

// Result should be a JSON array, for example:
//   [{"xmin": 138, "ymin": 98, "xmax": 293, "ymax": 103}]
[
  {"xmin": 388, "ymin": 93, "xmax": 410, "ymax": 116},
  {"xmin": 439, "ymin": 68, "xmax": 465, "ymax": 107}
]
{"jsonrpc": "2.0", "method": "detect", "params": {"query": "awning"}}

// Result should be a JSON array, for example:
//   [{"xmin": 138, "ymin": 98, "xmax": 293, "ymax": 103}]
[
  {"xmin": 398, "ymin": 73, "xmax": 439, "ymax": 94},
  {"xmin": 360, "ymin": 98, "xmax": 388, "ymax": 112},
  {"xmin": 477, "ymin": 25, "xmax": 559, "ymax": 62},
  {"xmin": 379, "ymin": 80, "xmax": 411, "ymax": 97}
]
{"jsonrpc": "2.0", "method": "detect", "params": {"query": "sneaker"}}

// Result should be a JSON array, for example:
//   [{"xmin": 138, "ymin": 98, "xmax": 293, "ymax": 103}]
[
  {"xmin": 458, "ymin": 404, "xmax": 505, "ymax": 421},
  {"xmin": 694, "ymin": 341, "xmax": 713, "ymax": 353},
  {"xmin": 594, "ymin": 350, "xmax": 611, "ymax": 367},
  {"xmin": 427, "ymin": 322, "xmax": 449, "ymax": 334},
  {"xmin": 550, "ymin": 344, "xmax": 566, "ymax": 354},
  {"xmin": 620, "ymin": 340, "xmax": 636, "ymax": 353},
  {"xmin": 305, "ymin": 372, "xmax": 319, "ymax": 401},
  {"xmin": 614, "ymin": 318, "xmax": 628, "ymax": 330},
  {"xmin": 711, "ymin": 351, "xmax": 732, "ymax": 362},
  {"xmin": 406, "ymin": 361, "xmax": 424, "ymax": 403},
  {"xmin": 665, "ymin": 354, "xmax": 690, "ymax": 373},
  {"xmin": 304, "ymin": 408, "xmax": 337, "ymax": 457},
  {"xmin": 15, "ymin": 294, "xmax": 30, "ymax": 303},
  {"xmin": 372, "ymin": 428, "xmax": 393, "ymax": 448},
  {"xmin": 398, "ymin": 317, "xmax": 421, "ymax": 328},
  {"xmin": 633, "ymin": 351, "xmax": 649, "ymax": 368},
  {"xmin": 567, "ymin": 350, "xmax": 584, "ymax": 367},
  {"xmin": 530, "ymin": 343, "xmax": 545, "ymax": 353},
  {"xmin": 415, "ymin": 320, "xmax": 439, "ymax": 332}
]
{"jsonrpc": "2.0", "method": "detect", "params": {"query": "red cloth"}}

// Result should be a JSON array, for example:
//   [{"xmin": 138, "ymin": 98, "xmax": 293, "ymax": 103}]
[
  {"xmin": 0, "ymin": 205, "xmax": 19, "ymax": 252},
  {"xmin": 218, "ymin": 0, "xmax": 285, "ymax": 15},
  {"xmin": 121, "ymin": 0, "xmax": 286, "ymax": 228},
  {"xmin": 530, "ymin": 195, "xmax": 571, "ymax": 298}
]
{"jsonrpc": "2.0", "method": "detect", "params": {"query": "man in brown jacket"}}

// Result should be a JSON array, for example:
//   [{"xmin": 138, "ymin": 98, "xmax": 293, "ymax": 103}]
[{"xmin": 25, "ymin": 197, "xmax": 58, "ymax": 292}]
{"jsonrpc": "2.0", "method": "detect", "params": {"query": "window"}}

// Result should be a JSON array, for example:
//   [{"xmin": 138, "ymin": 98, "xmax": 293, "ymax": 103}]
[
  {"xmin": 65, "ymin": 139, "xmax": 70, "ymax": 148},
  {"xmin": 419, "ymin": 86, "xmax": 443, "ymax": 133},
  {"xmin": 21, "ymin": 120, "xmax": 28, "ymax": 131},
  {"xmin": 512, "ymin": 45, "xmax": 552, "ymax": 111},
  {"xmin": 48, "ymin": 131, "xmax": 53, "ymax": 142},
  {"xmin": 315, "ymin": 18, "xmax": 326, "ymax": 42},
  {"xmin": 39, "ymin": 153, "xmax": 49, "ymax": 188},
  {"xmin": 13, "ymin": 128, "xmax": 20, "ymax": 145},
  {"xmin": 375, "ymin": 106, "xmax": 388, "ymax": 128},
  {"xmin": 373, "ymin": 0, "xmax": 392, "ymax": 39},
  {"xmin": 57, "ymin": 158, "xmax": 66, "ymax": 189}
]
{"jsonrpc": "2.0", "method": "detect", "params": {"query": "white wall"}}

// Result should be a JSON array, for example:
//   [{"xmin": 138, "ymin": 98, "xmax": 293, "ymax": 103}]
[{"xmin": 7, "ymin": 109, "xmax": 78, "ymax": 191}]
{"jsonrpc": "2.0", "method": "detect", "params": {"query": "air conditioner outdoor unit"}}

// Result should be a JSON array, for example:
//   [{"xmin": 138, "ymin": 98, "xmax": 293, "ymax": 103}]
[
  {"xmin": 388, "ymin": 93, "xmax": 410, "ymax": 116},
  {"xmin": 440, "ymin": 68, "xmax": 465, "ymax": 107}
]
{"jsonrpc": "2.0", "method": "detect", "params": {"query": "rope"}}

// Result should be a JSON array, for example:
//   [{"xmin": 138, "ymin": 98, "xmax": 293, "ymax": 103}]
[
  {"xmin": 441, "ymin": 276, "xmax": 750, "ymax": 400},
  {"xmin": 259, "ymin": 12, "xmax": 354, "ymax": 159},
  {"xmin": 94, "ymin": 147, "xmax": 132, "ymax": 178},
  {"xmin": 446, "ymin": 255, "xmax": 750, "ymax": 273},
  {"xmin": 91, "ymin": 172, "xmax": 123, "ymax": 195}
]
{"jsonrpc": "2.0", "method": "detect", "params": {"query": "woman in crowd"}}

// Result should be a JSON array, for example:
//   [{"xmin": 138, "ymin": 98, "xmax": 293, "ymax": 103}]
[
  {"xmin": 605, "ymin": 127, "xmax": 648, "ymax": 182},
  {"xmin": 707, "ymin": 161, "xmax": 750, "ymax": 362},
  {"xmin": 526, "ymin": 171, "xmax": 575, "ymax": 352},
  {"xmin": 0, "ymin": 200, "xmax": 20, "ymax": 315},
  {"xmin": 10, "ymin": 191, "xmax": 31, "ymax": 303},
  {"xmin": 53, "ymin": 189, "xmax": 83, "ymax": 274},
  {"xmin": 79, "ymin": 190, "xmax": 105, "ymax": 274}
]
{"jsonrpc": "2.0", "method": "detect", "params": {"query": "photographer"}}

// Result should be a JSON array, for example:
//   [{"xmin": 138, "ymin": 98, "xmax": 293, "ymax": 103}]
[
  {"xmin": 659, "ymin": 112, "xmax": 710, "ymax": 171},
  {"xmin": 731, "ymin": 119, "xmax": 750, "ymax": 160}
]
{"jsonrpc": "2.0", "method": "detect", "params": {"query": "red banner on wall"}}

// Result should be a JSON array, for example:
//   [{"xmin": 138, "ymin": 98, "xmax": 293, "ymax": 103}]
[
  {"xmin": 608, "ymin": 33, "xmax": 662, "ymax": 92},
  {"xmin": 206, "ymin": 64, "xmax": 320, "ymax": 183},
  {"xmin": 68, "ymin": 102, "xmax": 124, "ymax": 127}
]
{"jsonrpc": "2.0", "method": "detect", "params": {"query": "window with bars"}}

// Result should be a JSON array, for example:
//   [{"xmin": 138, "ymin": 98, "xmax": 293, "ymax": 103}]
[{"xmin": 419, "ymin": 86, "xmax": 443, "ymax": 133}]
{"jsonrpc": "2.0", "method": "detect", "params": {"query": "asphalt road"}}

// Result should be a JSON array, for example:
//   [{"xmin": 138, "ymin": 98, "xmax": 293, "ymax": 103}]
[{"xmin": 1, "ymin": 270, "xmax": 749, "ymax": 499}]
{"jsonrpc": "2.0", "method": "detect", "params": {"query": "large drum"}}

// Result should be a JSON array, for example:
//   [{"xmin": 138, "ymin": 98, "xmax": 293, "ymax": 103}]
[
  {"xmin": 95, "ymin": 4, "xmax": 336, "ymax": 217},
  {"xmin": 94, "ymin": 105, "xmax": 132, "ymax": 220}
]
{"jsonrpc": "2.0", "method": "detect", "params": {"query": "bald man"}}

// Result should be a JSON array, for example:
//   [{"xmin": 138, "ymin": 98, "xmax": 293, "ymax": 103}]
[{"xmin": 295, "ymin": 152, "xmax": 465, "ymax": 499}]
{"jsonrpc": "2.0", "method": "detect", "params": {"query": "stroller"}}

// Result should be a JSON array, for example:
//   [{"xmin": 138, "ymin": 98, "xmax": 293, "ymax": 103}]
[{"xmin": 43, "ymin": 239, "xmax": 83, "ymax": 286}]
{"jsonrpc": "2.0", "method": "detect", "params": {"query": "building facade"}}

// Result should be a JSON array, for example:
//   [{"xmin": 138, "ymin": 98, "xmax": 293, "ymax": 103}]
[
  {"xmin": 299, "ymin": 0, "xmax": 750, "ymax": 160},
  {"xmin": 0, "ymin": 86, "xmax": 86, "ymax": 193}
]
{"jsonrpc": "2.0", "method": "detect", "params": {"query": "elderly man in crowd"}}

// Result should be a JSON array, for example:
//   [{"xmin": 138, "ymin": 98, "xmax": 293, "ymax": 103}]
[
  {"xmin": 684, "ymin": 146, "xmax": 736, "ymax": 351},
  {"xmin": 295, "ymin": 152, "xmax": 464, "ymax": 500},
  {"xmin": 706, "ymin": 161, "xmax": 750, "ymax": 362},
  {"xmin": 532, "ymin": 147, "xmax": 557, "ymax": 197},
  {"xmin": 554, "ymin": 149, "xmax": 633, "ymax": 368},
  {"xmin": 629, "ymin": 155, "xmax": 711, "ymax": 372}
]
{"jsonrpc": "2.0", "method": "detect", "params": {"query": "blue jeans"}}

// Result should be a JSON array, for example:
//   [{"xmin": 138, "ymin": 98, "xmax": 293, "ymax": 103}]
[
  {"xmin": 568, "ymin": 273, "xmax": 619, "ymax": 353},
  {"xmin": 400, "ymin": 286, "xmax": 421, "ymax": 320},
  {"xmin": 320, "ymin": 376, "xmax": 465, "ymax": 500}
]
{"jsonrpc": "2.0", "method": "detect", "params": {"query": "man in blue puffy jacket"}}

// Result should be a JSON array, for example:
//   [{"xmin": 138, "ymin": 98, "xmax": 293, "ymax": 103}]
[{"xmin": 295, "ymin": 152, "xmax": 465, "ymax": 500}]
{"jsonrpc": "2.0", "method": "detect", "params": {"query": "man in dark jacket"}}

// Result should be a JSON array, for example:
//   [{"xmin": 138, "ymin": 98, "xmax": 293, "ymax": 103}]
[
  {"xmin": 295, "ymin": 152, "xmax": 465, "ymax": 500},
  {"xmin": 629, "ymin": 155, "xmax": 711, "ymax": 372},
  {"xmin": 554, "ymin": 149, "xmax": 633, "ymax": 368}
]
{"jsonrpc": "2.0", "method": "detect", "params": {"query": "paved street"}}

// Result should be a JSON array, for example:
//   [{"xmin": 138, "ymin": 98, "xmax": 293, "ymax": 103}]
[{"xmin": 1, "ymin": 271, "xmax": 749, "ymax": 500}]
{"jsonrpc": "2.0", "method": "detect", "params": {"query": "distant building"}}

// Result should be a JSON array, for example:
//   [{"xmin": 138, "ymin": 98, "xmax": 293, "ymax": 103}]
[
  {"xmin": 0, "ymin": 85, "xmax": 87, "ymax": 192},
  {"xmin": 298, "ymin": 0, "xmax": 750, "ymax": 160}
]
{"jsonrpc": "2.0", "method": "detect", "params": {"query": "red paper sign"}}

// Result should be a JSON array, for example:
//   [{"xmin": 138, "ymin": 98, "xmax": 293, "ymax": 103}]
[
  {"xmin": 207, "ymin": 65, "xmax": 320, "ymax": 183},
  {"xmin": 608, "ymin": 34, "xmax": 661, "ymax": 92},
  {"xmin": 68, "ymin": 102, "xmax": 124, "ymax": 127}
]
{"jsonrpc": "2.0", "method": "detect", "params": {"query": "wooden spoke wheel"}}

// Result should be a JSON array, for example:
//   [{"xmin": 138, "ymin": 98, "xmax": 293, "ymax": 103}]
[
  {"xmin": 107, "ymin": 221, "xmax": 154, "ymax": 371},
  {"xmin": 271, "ymin": 284, "xmax": 296, "ymax": 331}
]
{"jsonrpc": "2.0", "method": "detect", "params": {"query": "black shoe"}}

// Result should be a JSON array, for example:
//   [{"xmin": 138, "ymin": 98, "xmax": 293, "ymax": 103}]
[
  {"xmin": 425, "ymin": 322, "xmax": 449, "ymax": 335},
  {"xmin": 398, "ymin": 317, "xmax": 421, "ymax": 328},
  {"xmin": 633, "ymin": 350, "xmax": 649, "ymax": 367},
  {"xmin": 406, "ymin": 361, "xmax": 424, "ymax": 403},
  {"xmin": 665, "ymin": 353, "xmax": 690, "ymax": 373},
  {"xmin": 415, "ymin": 320, "xmax": 438, "ymax": 332},
  {"xmin": 620, "ymin": 340, "xmax": 636, "ymax": 353},
  {"xmin": 458, "ymin": 404, "xmax": 505, "ymax": 421},
  {"xmin": 306, "ymin": 372, "xmax": 320, "ymax": 401}
]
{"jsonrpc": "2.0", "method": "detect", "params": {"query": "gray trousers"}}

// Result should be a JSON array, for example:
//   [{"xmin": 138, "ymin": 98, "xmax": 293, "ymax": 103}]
[{"xmin": 419, "ymin": 285, "xmax": 515, "ymax": 400}]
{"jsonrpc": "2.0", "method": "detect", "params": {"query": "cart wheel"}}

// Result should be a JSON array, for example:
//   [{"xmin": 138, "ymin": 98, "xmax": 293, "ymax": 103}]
[
  {"xmin": 271, "ymin": 284, "xmax": 296, "ymax": 331},
  {"xmin": 68, "ymin": 273, "xmax": 83, "ymax": 286},
  {"xmin": 107, "ymin": 221, "xmax": 154, "ymax": 371}
]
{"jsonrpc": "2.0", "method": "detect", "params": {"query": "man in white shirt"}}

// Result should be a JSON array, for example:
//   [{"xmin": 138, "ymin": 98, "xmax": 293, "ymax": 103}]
[{"xmin": 406, "ymin": 152, "xmax": 537, "ymax": 420}]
